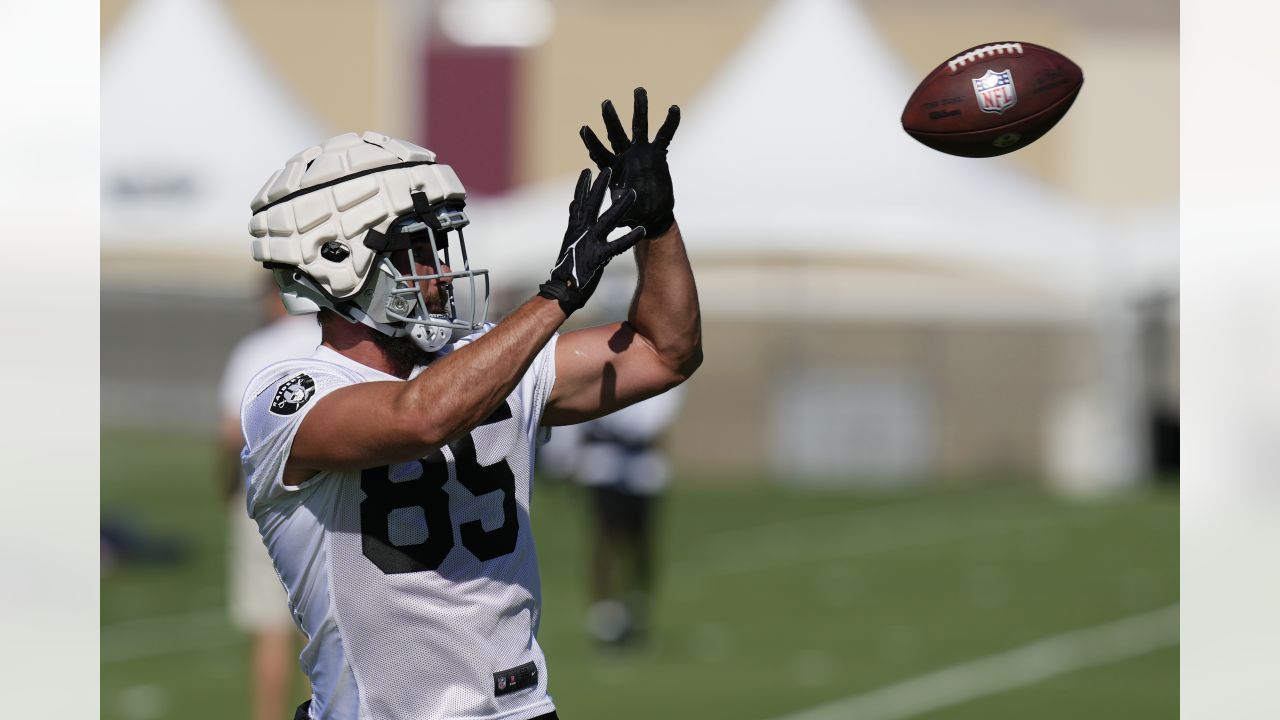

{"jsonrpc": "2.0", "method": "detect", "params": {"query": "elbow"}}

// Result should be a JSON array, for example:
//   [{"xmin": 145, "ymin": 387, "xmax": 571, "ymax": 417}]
[
  {"xmin": 413, "ymin": 402, "xmax": 473, "ymax": 452},
  {"xmin": 393, "ymin": 421, "xmax": 447, "ymax": 463},
  {"xmin": 413, "ymin": 425, "xmax": 450, "ymax": 455},
  {"xmin": 664, "ymin": 339, "xmax": 703, "ymax": 387},
  {"xmin": 678, "ymin": 342, "xmax": 704, "ymax": 380},
  {"xmin": 627, "ymin": 319, "xmax": 704, "ymax": 385}
]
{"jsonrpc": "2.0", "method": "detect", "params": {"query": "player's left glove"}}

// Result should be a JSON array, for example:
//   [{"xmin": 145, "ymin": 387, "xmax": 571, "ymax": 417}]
[
  {"xmin": 580, "ymin": 86, "xmax": 680, "ymax": 238},
  {"xmin": 538, "ymin": 167, "xmax": 646, "ymax": 316}
]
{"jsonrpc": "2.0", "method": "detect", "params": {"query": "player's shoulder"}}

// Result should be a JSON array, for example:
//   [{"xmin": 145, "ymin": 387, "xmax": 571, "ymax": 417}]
[{"xmin": 243, "ymin": 354, "xmax": 364, "ymax": 417}]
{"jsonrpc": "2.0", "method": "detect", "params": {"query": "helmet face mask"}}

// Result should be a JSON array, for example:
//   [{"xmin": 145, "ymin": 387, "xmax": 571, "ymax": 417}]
[
  {"xmin": 249, "ymin": 132, "xmax": 488, "ymax": 352},
  {"xmin": 364, "ymin": 218, "xmax": 490, "ymax": 348}
]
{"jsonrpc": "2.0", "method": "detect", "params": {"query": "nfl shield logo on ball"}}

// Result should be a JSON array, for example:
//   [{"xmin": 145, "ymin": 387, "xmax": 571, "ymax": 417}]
[{"xmin": 971, "ymin": 69, "xmax": 1018, "ymax": 114}]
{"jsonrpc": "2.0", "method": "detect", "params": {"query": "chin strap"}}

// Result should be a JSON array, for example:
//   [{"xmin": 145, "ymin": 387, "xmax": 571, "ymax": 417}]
[
  {"xmin": 409, "ymin": 323, "xmax": 451, "ymax": 352},
  {"xmin": 273, "ymin": 261, "xmax": 459, "ymax": 353}
]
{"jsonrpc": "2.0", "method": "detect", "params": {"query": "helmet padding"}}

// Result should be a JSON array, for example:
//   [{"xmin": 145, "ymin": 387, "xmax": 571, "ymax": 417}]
[{"xmin": 248, "ymin": 131, "xmax": 488, "ymax": 349}]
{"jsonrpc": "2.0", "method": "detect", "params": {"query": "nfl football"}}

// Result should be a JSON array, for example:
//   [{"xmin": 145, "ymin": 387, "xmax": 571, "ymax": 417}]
[{"xmin": 901, "ymin": 41, "xmax": 1083, "ymax": 158}]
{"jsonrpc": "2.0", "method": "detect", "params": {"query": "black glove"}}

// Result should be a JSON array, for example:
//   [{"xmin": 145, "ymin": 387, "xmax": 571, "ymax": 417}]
[
  {"xmin": 538, "ymin": 167, "xmax": 646, "ymax": 316},
  {"xmin": 580, "ymin": 86, "xmax": 680, "ymax": 238}
]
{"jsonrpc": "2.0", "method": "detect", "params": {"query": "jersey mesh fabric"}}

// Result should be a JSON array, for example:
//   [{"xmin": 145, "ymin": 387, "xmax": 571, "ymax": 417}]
[{"xmin": 241, "ymin": 328, "xmax": 559, "ymax": 720}]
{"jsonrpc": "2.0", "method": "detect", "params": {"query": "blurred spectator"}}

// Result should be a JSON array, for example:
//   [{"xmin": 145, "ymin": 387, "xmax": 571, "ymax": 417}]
[
  {"xmin": 217, "ymin": 276, "xmax": 319, "ymax": 720},
  {"xmin": 545, "ymin": 386, "xmax": 687, "ymax": 647},
  {"xmin": 100, "ymin": 513, "xmax": 186, "ymax": 576}
]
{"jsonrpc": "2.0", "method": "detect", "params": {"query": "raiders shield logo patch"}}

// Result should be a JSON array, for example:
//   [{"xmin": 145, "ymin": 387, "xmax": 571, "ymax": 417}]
[{"xmin": 270, "ymin": 374, "xmax": 316, "ymax": 416}]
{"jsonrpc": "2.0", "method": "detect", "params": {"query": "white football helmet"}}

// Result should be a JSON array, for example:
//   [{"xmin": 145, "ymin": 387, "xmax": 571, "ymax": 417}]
[{"xmin": 248, "ymin": 131, "xmax": 489, "ymax": 352}]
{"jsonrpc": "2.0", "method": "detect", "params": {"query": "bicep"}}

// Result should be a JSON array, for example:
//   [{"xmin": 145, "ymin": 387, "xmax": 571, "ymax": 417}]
[{"xmin": 543, "ymin": 322, "xmax": 684, "ymax": 426}]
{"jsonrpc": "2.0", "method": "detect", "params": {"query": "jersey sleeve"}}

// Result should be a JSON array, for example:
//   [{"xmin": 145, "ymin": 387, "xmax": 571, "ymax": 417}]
[
  {"xmin": 240, "ymin": 360, "xmax": 363, "ymax": 515},
  {"xmin": 219, "ymin": 319, "xmax": 324, "ymax": 422}
]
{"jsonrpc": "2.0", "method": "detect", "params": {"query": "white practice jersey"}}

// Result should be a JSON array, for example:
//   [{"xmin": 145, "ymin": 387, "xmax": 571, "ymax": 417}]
[{"xmin": 240, "ymin": 326, "xmax": 559, "ymax": 720}]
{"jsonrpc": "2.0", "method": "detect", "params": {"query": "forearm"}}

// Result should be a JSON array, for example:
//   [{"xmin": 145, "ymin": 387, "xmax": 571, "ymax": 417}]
[
  {"xmin": 285, "ymin": 297, "xmax": 565, "ymax": 477},
  {"xmin": 628, "ymin": 221, "xmax": 702, "ymax": 376},
  {"xmin": 399, "ymin": 296, "xmax": 565, "ymax": 446}
]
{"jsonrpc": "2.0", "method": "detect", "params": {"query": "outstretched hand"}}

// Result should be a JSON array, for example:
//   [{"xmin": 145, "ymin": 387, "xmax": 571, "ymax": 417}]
[
  {"xmin": 580, "ymin": 86, "xmax": 680, "ymax": 238},
  {"xmin": 538, "ymin": 168, "xmax": 646, "ymax": 316}
]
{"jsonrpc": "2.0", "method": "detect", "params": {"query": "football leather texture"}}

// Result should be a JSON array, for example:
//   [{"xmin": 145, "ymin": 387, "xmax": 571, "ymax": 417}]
[{"xmin": 901, "ymin": 41, "xmax": 1083, "ymax": 158}]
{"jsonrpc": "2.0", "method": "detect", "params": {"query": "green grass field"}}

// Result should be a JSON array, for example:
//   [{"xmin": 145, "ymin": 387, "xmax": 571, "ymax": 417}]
[{"xmin": 102, "ymin": 431, "xmax": 1177, "ymax": 720}]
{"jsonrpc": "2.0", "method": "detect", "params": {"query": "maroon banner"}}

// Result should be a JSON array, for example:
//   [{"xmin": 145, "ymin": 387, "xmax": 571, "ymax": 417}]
[{"xmin": 422, "ymin": 46, "xmax": 518, "ymax": 197}]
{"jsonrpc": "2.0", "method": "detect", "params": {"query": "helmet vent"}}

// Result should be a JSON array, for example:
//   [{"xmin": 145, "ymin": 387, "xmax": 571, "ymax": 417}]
[{"xmin": 320, "ymin": 241, "xmax": 351, "ymax": 262}]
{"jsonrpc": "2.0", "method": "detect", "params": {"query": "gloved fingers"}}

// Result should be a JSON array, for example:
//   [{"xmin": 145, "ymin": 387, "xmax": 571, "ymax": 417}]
[
  {"xmin": 601, "ymin": 99, "xmax": 631, "ymax": 154},
  {"xmin": 569, "ymin": 168, "xmax": 592, "ymax": 223},
  {"xmin": 581, "ymin": 264, "xmax": 605, "ymax": 292},
  {"xmin": 653, "ymin": 105, "xmax": 681, "ymax": 150},
  {"xmin": 608, "ymin": 186, "xmax": 629, "ymax": 207},
  {"xmin": 606, "ymin": 226, "xmax": 647, "ymax": 257},
  {"xmin": 631, "ymin": 87, "xmax": 649, "ymax": 143},
  {"xmin": 579, "ymin": 126, "xmax": 614, "ymax": 170},
  {"xmin": 598, "ymin": 187, "xmax": 637, "ymax": 227},
  {"xmin": 586, "ymin": 167, "xmax": 613, "ymax": 215}
]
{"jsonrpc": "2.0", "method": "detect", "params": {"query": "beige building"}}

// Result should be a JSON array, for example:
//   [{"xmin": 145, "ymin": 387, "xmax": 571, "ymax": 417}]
[
  {"xmin": 102, "ymin": 0, "xmax": 1177, "ymax": 203},
  {"xmin": 101, "ymin": 0, "xmax": 1178, "ymax": 487}
]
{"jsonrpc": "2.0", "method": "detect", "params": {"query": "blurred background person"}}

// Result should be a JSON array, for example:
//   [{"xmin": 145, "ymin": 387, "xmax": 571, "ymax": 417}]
[
  {"xmin": 217, "ymin": 275, "xmax": 319, "ymax": 720},
  {"xmin": 543, "ymin": 386, "xmax": 687, "ymax": 647}
]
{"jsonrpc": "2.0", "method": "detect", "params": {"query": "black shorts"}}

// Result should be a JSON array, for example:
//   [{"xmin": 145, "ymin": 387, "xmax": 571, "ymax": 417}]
[
  {"xmin": 590, "ymin": 485, "xmax": 654, "ymax": 537},
  {"xmin": 293, "ymin": 700, "xmax": 559, "ymax": 720}
]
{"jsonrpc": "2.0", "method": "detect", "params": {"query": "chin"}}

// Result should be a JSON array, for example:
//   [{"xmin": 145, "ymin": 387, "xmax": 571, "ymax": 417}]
[{"xmin": 372, "ymin": 331, "xmax": 435, "ymax": 370}]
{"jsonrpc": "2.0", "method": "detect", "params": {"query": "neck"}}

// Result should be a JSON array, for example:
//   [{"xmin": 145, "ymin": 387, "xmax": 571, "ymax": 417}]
[{"xmin": 321, "ymin": 318, "xmax": 415, "ymax": 379}]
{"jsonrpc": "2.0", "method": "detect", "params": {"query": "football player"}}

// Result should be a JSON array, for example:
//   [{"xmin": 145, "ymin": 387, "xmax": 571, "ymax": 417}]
[{"xmin": 239, "ymin": 88, "xmax": 698, "ymax": 720}]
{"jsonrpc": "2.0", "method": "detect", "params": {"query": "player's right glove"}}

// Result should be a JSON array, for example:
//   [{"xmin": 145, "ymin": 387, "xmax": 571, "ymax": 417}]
[
  {"xmin": 580, "ymin": 87, "xmax": 680, "ymax": 238},
  {"xmin": 538, "ymin": 168, "xmax": 646, "ymax": 316}
]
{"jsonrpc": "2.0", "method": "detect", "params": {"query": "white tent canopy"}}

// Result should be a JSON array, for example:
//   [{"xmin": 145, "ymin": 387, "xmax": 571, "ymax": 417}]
[
  {"xmin": 467, "ymin": 0, "xmax": 1140, "ymax": 308},
  {"xmin": 101, "ymin": 0, "xmax": 327, "ymax": 253}
]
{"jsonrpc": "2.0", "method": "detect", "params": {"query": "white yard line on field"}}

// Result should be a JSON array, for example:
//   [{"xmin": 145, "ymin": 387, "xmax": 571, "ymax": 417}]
[{"xmin": 768, "ymin": 604, "xmax": 1179, "ymax": 720}]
